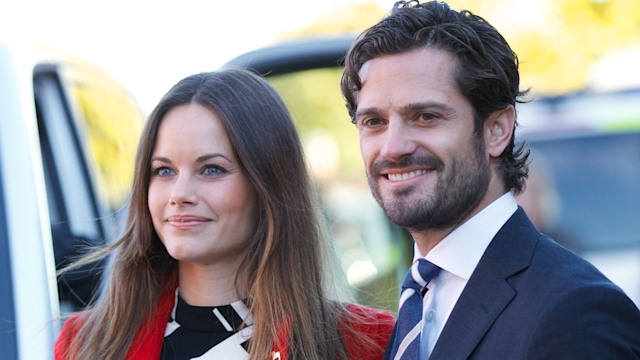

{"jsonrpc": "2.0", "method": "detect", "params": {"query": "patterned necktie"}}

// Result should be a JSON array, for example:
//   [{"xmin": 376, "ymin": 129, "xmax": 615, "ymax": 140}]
[{"xmin": 390, "ymin": 259, "xmax": 441, "ymax": 360}]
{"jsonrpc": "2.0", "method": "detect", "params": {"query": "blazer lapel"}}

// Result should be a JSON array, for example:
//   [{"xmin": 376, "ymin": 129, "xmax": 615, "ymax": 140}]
[{"xmin": 429, "ymin": 208, "xmax": 538, "ymax": 360}]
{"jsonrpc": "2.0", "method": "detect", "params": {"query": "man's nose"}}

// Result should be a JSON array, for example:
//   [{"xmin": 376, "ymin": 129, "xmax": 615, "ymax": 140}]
[{"xmin": 379, "ymin": 120, "xmax": 417, "ymax": 160}]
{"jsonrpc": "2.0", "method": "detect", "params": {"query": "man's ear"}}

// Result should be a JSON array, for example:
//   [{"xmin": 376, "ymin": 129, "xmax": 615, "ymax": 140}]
[{"xmin": 485, "ymin": 105, "xmax": 515, "ymax": 158}]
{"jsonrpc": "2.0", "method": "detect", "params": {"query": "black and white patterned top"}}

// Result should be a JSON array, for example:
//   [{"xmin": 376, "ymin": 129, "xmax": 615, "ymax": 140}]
[{"xmin": 161, "ymin": 289, "xmax": 253, "ymax": 359}]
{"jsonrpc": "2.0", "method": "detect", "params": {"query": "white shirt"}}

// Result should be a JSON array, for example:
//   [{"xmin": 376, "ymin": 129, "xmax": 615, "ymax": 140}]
[{"xmin": 415, "ymin": 192, "xmax": 518, "ymax": 358}]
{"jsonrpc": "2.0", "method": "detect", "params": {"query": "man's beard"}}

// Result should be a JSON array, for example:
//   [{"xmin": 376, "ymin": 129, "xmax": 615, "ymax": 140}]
[{"xmin": 368, "ymin": 138, "xmax": 490, "ymax": 232}]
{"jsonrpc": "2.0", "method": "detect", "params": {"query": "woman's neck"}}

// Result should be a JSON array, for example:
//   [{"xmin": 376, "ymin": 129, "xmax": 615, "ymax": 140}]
[{"xmin": 177, "ymin": 260, "xmax": 248, "ymax": 307}]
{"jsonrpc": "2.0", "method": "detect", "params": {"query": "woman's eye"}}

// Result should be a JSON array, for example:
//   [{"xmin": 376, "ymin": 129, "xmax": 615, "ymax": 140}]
[
  {"xmin": 202, "ymin": 165, "xmax": 226, "ymax": 176},
  {"xmin": 154, "ymin": 167, "xmax": 174, "ymax": 177}
]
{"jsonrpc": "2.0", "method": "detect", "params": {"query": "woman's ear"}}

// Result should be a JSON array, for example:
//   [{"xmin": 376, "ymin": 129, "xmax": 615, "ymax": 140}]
[{"xmin": 485, "ymin": 105, "xmax": 515, "ymax": 158}]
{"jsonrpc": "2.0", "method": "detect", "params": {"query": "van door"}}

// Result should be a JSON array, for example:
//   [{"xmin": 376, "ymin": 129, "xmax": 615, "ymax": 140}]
[
  {"xmin": 0, "ymin": 166, "xmax": 18, "ymax": 360},
  {"xmin": 33, "ymin": 63, "xmax": 142, "ymax": 311}
]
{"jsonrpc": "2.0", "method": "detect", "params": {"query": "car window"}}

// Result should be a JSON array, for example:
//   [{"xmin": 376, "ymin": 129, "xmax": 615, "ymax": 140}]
[
  {"xmin": 33, "ymin": 64, "xmax": 143, "ymax": 311},
  {"xmin": 62, "ymin": 67, "xmax": 142, "ymax": 215},
  {"xmin": 34, "ymin": 70, "xmax": 105, "ymax": 311},
  {"xmin": 35, "ymin": 72, "xmax": 102, "ymax": 241},
  {"xmin": 522, "ymin": 131, "xmax": 640, "ymax": 252}
]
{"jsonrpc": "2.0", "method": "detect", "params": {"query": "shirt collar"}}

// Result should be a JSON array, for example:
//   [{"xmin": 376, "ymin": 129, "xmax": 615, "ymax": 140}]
[{"xmin": 414, "ymin": 192, "xmax": 518, "ymax": 280}]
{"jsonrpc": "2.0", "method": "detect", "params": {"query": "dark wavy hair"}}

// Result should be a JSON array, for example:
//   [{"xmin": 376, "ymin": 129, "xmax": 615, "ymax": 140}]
[{"xmin": 341, "ymin": 0, "xmax": 529, "ymax": 193}]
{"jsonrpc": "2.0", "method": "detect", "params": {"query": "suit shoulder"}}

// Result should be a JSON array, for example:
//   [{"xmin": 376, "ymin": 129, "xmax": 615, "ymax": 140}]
[
  {"xmin": 533, "ymin": 234, "xmax": 618, "ymax": 288},
  {"xmin": 529, "ymin": 283, "xmax": 640, "ymax": 357}
]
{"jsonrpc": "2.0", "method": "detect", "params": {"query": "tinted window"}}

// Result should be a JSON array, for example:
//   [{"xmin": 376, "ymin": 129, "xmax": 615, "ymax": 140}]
[
  {"xmin": 522, "ymin": 131, "xmax": 640, "ymax": 252},
  {"xmin": 34, "ymin": 64, "xmax": 143, "ymax": 311},
  {"xmin": 35, "ymin": 73, "xmax": 102, "ymax": 241},
  {"xmin": 35, "ymin": 71, "xmax": 104, "ymax": 311},
  {"xmin": 62, "ymin": 70, "xmax": 142, "ymax": 213}
]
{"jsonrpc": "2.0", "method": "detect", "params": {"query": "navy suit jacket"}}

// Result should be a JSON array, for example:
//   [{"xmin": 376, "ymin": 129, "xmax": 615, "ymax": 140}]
[{"xmin": 384, "ymin": 207, "xmax": 640, "ymax": 359}]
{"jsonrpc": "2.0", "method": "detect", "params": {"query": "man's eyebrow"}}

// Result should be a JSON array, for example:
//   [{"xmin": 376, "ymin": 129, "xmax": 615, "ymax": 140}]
[
  {"xmin": 399, "ymin": 101, "xmax": 456, "ymax": 114},
  {"xmin": 355, "ymin": 101, "xmax": 455, "ymax": 119},
  {"xmin": 355, "ymin": 107, "xmax": 383, "ymax": 119}
]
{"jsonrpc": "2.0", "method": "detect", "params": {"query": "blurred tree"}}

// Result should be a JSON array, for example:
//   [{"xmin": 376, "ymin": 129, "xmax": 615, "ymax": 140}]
[
  {"xmin": 270, "ymin": 69, "xmax": 362, "ymax": 179},
  {"xmin": 67, "ymin": 72, "xmax": 143, "ymax": 210},
  {"xmin": 283, "ymin": 0, "xmax": 640, "ymax": 96},
  {"xmin": 446, "ymin": 0, "xmax": 640, "ymax": 95}
]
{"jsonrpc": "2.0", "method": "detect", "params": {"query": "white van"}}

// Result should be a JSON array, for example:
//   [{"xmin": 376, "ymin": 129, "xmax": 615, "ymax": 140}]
[{"xmin": 0, "ymin": 41, "xmax": 143, "ymax": 359}]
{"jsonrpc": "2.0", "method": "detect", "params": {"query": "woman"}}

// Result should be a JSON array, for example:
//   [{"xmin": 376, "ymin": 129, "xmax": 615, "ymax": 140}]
[{"xmin": 55, "ymin": 69, "xmax": 394, "ymax": 360}]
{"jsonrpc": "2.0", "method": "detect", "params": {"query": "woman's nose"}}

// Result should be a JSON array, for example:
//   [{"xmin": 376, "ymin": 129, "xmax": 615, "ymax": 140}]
[{"xmin": 169, "ymin": 175, "xmax": 198, "ymax": 206}]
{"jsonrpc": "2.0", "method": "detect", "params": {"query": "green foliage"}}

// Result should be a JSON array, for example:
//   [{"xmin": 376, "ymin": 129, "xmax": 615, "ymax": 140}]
[
  {"xmin": 445, "ymin": 0, "xmax": 640, "ymax": 95},
  {"xmin": 287, "ymin": 0, "xmax": 640, "ymax": 96},
  {"xmin": 270, "ymin": 69, "xmax": 364, "ymax": 180},
  {"xmin": 510, "ymin": 0, "xmax": 640, "ymax": 95}
]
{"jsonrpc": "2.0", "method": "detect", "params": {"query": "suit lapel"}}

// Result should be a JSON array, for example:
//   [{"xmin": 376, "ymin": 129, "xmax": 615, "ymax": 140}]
[
  {"xmin": 429, "ymin": 208, "xmax": 538, "ymax": 360},
  {"xmin": 428, "ymin": 272, "xmax": 515, "ymax": 360}
]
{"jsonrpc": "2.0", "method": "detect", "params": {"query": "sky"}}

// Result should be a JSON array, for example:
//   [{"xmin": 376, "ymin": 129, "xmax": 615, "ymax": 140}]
[
  {"xmin": 2, "ymin": 0, "xmax": 639, "ymax": 115},
  {"xmin": 0, "ymin": 0, "xmax": 395, "ymax": 114}
]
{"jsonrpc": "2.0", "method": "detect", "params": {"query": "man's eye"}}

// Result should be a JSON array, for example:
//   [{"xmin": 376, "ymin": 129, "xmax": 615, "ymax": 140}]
[
  {"xmin": 362, "ymin": 118, "xmax": 384, "ymax": 127},
  {"xmin": 418, "ymin": 113, "xmax": 437, "ymax": 122}
]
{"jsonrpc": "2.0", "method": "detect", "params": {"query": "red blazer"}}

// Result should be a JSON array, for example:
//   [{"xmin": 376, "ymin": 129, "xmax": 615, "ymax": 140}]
[{"xmin": 55, "ymin": 289, "xmax": 395, "ymax": 360}]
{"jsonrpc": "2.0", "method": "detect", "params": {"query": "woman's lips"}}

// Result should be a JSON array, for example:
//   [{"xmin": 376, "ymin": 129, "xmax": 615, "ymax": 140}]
[{"xmin": 166, "ymin": 215, "xmax": 211, "ymax": 229}]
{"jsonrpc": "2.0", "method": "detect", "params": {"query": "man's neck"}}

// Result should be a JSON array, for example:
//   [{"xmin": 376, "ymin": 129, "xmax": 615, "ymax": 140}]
[{"xmin": 412, "ymin": 186, "xmax": 509, "ymax": 256}]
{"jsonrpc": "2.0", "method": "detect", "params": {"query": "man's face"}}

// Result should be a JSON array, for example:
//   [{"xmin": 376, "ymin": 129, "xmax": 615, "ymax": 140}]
[{"xmin": 355, "ymin": 47, "xmax": 490, "ymax": 232}]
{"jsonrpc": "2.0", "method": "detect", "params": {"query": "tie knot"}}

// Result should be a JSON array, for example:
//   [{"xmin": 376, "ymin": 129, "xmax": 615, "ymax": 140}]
[{"xmin": 402, "ymin": 259, "xmax": 441, "ymax": 293}]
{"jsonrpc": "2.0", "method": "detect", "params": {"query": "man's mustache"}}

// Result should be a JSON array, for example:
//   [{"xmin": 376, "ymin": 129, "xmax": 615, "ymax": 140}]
[{"xmin": 372, "ymin": 155, "xmax": 444, "ymax": 177}]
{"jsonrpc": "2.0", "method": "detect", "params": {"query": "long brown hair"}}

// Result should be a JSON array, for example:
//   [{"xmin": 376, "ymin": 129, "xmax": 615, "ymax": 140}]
[{"xmin": 60, "ymin": 69, "xmax": 351, "ymax": 359}]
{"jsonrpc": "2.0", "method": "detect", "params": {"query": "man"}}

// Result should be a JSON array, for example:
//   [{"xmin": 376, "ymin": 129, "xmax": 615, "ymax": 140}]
[{"xmin": 340, "ymin": 1, "xmax": 640, "ymax": 359}]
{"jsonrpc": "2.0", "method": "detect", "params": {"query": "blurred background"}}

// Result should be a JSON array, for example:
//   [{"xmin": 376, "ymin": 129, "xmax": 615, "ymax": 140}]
[
  {"xmin": 3, "ymin": 0, "xmax": 640, "ymax": 114},
  {"xmin": 2, "ymin": 0, "xmax": 639, "ymax": 311}
]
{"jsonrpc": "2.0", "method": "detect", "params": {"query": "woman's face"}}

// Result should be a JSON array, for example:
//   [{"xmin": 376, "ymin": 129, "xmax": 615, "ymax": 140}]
[{"xmin": 148, "ymin": 103, "xmax": 258, "ymax": 266}]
